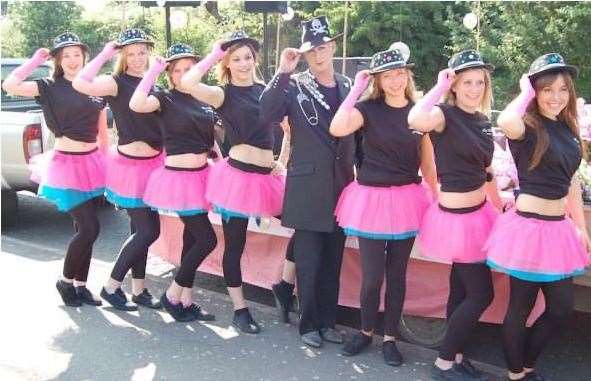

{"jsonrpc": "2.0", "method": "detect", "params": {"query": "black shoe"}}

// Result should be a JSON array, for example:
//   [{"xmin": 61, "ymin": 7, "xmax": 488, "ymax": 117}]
[
  {"xmin": 100, "ymin": 287, "xmax": 138, "ymax": 311},
  {"xmin": 319, "ymin": 327, "xmax": 344, "ymax": 344},
  {"xmin": 301, "ymin": 331, "xmax": 323, "ymax": 348},
  {"xmin": 456, "ymin": 359, "xmax": 485, "ymax": 379},
  {"xmin": 132, "ymin": 289, "xmax": 161, "ymax": 309},
  {"xmin": 271, "ymin": 281, "xmax": 294, "ymax": 323},
  {"xmin": 56, "ymin": 280, "xmax": 82, "ymax": 307},
  {"xmin": 382, "ymin": 340, "xmax": 403, "ymax": 367},
  {"xmin": 185, "ymin": 303, "xmax": 215, "ymax": 321},
  {"xmin": 75, "ymin": 286, "xmax": 102, "ymax": 306},
  {"xmin": 431, "ymin": 364, "xmax": 487, "ymax": 381},
  {"xmin": 341, "ymin": 332, "xmax": 371, "ymax": 356},
  {"xmin": 232, "ymin": 308, "xmax": 261, "ymax": 334},
  {"xmin": 160, "ymin": 294, "xmax": 195, "ymax": 322},
  {"xmin": 523, "ymin": 372, "xmax": 550, "ymax": 381}
]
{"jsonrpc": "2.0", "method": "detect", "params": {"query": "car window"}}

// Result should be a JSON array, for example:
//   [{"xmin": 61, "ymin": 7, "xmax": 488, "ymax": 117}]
[{"xmin": 1, "ymin": 64, "xmax": 51, "ymax": 103}]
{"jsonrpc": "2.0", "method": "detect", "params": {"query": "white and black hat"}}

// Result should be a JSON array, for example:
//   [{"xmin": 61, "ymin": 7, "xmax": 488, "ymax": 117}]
[
  {"xmin": 116, "ymin": 28, "xmax": 154, "ymax": 48},
  {"xmin": 50, "ymin": 32, "xmax": 89, "ymax": 56},
  {"xmin": 298, "ymin": 16, "xmax": 342, "ymax": 53},
  {"xmin": 220, "ymin": 31, "xmax": 260, "ymax": 52},
  {"xmin": 166, "ymin": 43, "xmax": 199, "ymax": 62},
  {"xmin": 448, "ymin": 49, "xmax": 494, "ymax": 73},
  {"xmin": 368, "ymin": 48, "xmax": 414, "ymax": 74},
  {"xmin": 528, "ymin": 53, "xmax": 578, "ymax": 81}
]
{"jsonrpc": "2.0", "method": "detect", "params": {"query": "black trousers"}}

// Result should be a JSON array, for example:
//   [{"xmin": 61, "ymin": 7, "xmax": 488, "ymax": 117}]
[
  {"xmin": 502, "ymin": 276, "xmax": 574, "ymax": 373},
  {"xmin": 63, "ymin": 200, "xmax": 100, "ymax": 281},
  {"xmin": 293, "ymin": 227, "xmax": 346, "ymax": 335},
  {"xmin": 174, "ymin": 214, "xmax": 217, "ymax": 288}
]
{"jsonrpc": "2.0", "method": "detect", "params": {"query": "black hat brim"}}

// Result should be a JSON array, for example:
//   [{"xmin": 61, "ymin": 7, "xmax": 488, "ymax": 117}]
[
  {"xmin": 454, "ymin": 62, "xmax": 494, "ymax": 74},
  {"xmin": 528, "ymin": 64, "xmax": 579, "ymax": 82},
  {"xmin": 166, "ymin": 53, "xmax": 200, "ymax": 63},
  {"xmin": 115, "ymin": 39, "xmax": 155, "ymax": 49},
  {"xmin": 220, "ymin": 37, "xmax": 260, "ymax": 52},
  {"xmin": 50, "ymin": 42, "xmax": 89, "ymax": 57},
  {"xmin": 369, "ymin": 61, "xmax": 415, "ymax": 75},
  {"xmin": 298, "ymin": 33, "xmax": 343, "ymax": 54}
]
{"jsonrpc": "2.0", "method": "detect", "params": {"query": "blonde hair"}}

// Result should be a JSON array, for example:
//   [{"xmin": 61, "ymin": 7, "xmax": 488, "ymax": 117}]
[
  {"xmin": 364, "ymin": 68, "xmax": 417, "ymax": 103},
  {"xmin": 52, "ymin": 46, "xmax": 88, "ymax": 80},
  {"xmin": 113, "ymin": 43, "xmax": 151, "ymax": 76},
  {"xmin": 215, "ymin": 42, "xmax": 263, "ymax": 85},
  {"xmin": 444, "ymin": 68, "xmax": 493, "ymax": 115}
]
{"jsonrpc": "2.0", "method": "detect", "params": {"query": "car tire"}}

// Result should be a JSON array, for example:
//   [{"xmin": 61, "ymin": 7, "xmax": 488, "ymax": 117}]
[{"xmin": 1, "ymin": 190, "xmax": 19, "ymax": 228}]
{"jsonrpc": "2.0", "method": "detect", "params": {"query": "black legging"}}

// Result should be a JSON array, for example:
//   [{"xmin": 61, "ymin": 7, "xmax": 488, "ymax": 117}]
[
  {"xmin": 221, "ymin": 217, "xmax": 249, "ymax": 287},
  {"xmin": 439, "ymin": 262, "xmax": 494, "ymax": 361},
  {"xmin": 502, "ymin": 276, "xmax": 574, "ymax": 373},
  {"xmin": 63, "ymin": 200, "xmax": 100, "ymax": 281},
  {"xmin": 285, "ymin": 234, "xmax": 295, "ymax": 262},
  {"xmin": 110, "ymin": 208, "xmax": 160, "ymax": 282},
  {"xmin": 358, "ymin": 237, "xmax": 415, "ymax": 337},
  {"xmin": 174, "ymin": 214, "xmax": 217, "ymax": 287}
]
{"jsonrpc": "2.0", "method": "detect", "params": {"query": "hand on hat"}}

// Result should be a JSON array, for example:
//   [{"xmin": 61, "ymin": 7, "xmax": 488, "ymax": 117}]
[
  {"xmin": 279, "ymin": 48, "xmax": 301, "ymax": 74},
  {"xmin": 149, "ymin": 56, "xmax": 168, "ymax": 74},
  {"xmin": 33, "ymin": 48, "xmax": 51, "ymax": 63},
  {"xmin": 210, "ymin": 41, "xmax": 228, "ymax": 62},
  {"xmin": 436, "ymin": 68, "xmax": 456, "ymax": 90},
  {"xmin": 352, "ymin": 70, "xmax": 371, "ymax": 92},
  {"xmin": 99, "ymin": 41, "xmax": 120, "ymax": 60},
  {"xmin": 519, "ymin": 74, "xmax": 535, "ymax": 100}
]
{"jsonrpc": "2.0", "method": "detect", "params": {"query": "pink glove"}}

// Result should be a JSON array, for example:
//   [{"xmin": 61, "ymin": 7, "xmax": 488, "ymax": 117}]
[
  {"xmin": 508, "ymin": 74, "xmax": 536, "ymax": 117},
  {"xmin": 195, "ymin": 42, "xmax": 226, "ymax": 74},
  {"xmin": 417, "ymin": 68, "xmax": 455, "ymax": 112},
  {"xmin": 78, "ymin": 42, "xmax": 119, "ymax": 82},
  {"xmin": 11, "ymin": 48, "xmax": 50, "ymax": 81},
  {"xmin": 340, "ymin": 70, "xmax": 371, "ymax": 110},
  {"xmin": 136, "ymin": 56, "xmax": 167, "ymax": 94}
]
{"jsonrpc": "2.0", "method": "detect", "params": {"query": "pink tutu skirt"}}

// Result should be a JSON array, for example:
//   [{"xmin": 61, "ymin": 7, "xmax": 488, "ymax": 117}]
[
  {"xmin": 34, "ymin": 148, "xmax": 106, "ymax": 212},
  {"xmin": 143, "ymin": 165, "xmax": 210, "ymax": 216},
  {"xmin": 105, "ymin": 148, "xmax": 164, "ymax": 208},
  {"xmin": 335, "ymin": 181, "xmax": 430, "ymax": 240},
  {"xmin": 485, "ymin": 210, "xmax": 589, "ymax": 282},
  {"xmin": 205, "ymin": 159, "xmax": 285, "ymax": 219},
  {"xmin": 418, "ymin": 201, "xmax": 498, "ymax": 263}
]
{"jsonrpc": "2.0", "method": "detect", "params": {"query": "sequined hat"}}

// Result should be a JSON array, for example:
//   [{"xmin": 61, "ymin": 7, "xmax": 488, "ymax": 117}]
[
  {"xmin": 528, "ymin": 53, "xmax": 578, "ymax": 81},
  {"xmin": 50, "ymin": 32, "xmax": 89, "ymax": 56},
  {"xmin": 166, "ymin": 43, "xmax": 199, "ymax": 62},
  {"xmin": 298, "ymin": 16, "xmax": 342, "ymax": 53},
  {"xmin": 369, "ymin": 48, "xmax": 414, "ymax": 74},
  {"xmin": 448, "ymin": 49, "xmax": 494, "ymax": 73},
  {"xmin": 116, "ymin": 28, "xmax": 154, "ymax": 48},
  {"xmin": 220, "ymin": 31, "xmax": 260, "ymax": 52}
]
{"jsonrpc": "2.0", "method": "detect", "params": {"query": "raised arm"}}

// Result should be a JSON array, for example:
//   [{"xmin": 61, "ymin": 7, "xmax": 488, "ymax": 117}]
[
  {"xmin": 73, "ymin": 41, "xmax": 118, "ymax": 97},
  {"xmin": 180, "ymin": 41, "xmax": 226, "ymax": 108},
  {"xmin": 330, "ymin": 70, "xmax": 370, "ymax": 137},
  {"xmin": 129, "ymin": 56, "xmax": 166, "ymax": 113},
  {"xmin": 2, "ymin": 48, "xmax": 50, "ymax": 97},
  {"xmin": 408, "ymin": 68, "xmax": 454, "ymax": 133},
  {"xmin": 496, "ymin": 74, "xmax": 534, "ymax": 140}
]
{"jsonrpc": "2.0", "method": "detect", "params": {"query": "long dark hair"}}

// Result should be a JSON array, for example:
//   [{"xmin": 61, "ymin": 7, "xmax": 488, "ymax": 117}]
[{"xmin": 52, "ymin": 46, "xmax": 88, "ymax": 80}]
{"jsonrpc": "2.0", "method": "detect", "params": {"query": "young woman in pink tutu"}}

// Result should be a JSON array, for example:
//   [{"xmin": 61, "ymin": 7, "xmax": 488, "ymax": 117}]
[
  {"xmin": 485, "ymin": 53, "xmax": 590, "ymax": 381},
  {"xmin": 181, "ymin": 32, "xmax": 285, "ymax": 334},
  {"xmin": 73, "ymin": 29, "xmax": 163, "ymax": 311},
  {"xmin": 330, "ymin": 48, "xmax": 437, "ymax": 366},
  {"xmin": 129, "ymin": 43, "xmax": 218, "ymax": 322},
  {"xmin": 408, "ymin": 50, "xmax": 504, "ymax": 380},
  {"xmin": 2, "ymin": 33, "xmax": 108, "ymax": 307}
]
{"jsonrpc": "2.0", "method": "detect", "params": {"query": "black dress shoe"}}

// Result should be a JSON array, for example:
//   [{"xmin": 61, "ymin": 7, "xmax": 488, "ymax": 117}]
[
  {"xmin": 56, "ymin": 280, "xmax": 82, "ymax": 307},
  {"xmin": 341, "ymin": 332, "xmax": 372, "ymax": 356},
  {"xmin": 319, "ymin": 327, "xmax": 344, "ymax": 344},
  {"xmin": 100, "ymin": 287, "xmax": 138, "ymax": 311},
  {"xmin": 271, "ymin": 281, "xmax": 295, "ymax": 323},
  {"xmin": 523, "ymin": 372, "xmax": 550, "ymax": 381},
  {"xmin": 456, "ymin": 359, "xmax": 485, "ymax": 379},
  {"xmin": 301, "ymin": 331, "xmax": 323, "ymax": 348},
  {"xmin": 431, "ymin": 364, "xmax": 488, "ymax": 381},
  {"xmin": 185, "ymin": 303, "xmax": 215, "ymax": 321},
  {"xmin": 132, "ymin": 289, "xmax": 161, "ymax": 309},
  {"xmin": 383, "ymin": 341, "xmax": 403, "ymax": 366},
  {"xmin": 232, "ymin": 308, "xmax": 261, "ymax": 334},
  {"xmin": 75, "ymin": 286, "xmax": 102, "ymax": 306},
  {"xmin": 160, "ymin": 294, "xmax": 195, "ymax": 322}
]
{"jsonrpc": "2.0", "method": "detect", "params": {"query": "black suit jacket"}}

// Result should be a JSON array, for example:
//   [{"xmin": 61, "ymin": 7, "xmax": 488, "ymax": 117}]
[{"xmin": 260, "ymin": 70, "xmax": 355, "ymax": 232}]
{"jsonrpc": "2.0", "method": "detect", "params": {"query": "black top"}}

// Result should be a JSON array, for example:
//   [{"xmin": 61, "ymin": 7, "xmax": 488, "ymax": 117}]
[
  {"xmin": 509, "ymin": 116, "xmax": 582, "ymax": 200},
  {"xmin": 355, "ymin": 99, "xmax": 422, "ymax": 186},
  {"xmin": 429, "ymin": 104, "xmax": 494, "ymax": 192},
  {"xmin": 35, "ymin": 77, "xmax": 105, "ymax": 143},
  {"xmin": 317, "ymin": 83, "xmax": 340, "ymax": 115},
  {"xmin": 105, "ymin": 73, "xmax": 163, "ymax": 150},
  {"xmin": 153, "ymin": 89, "xmax": 216, "ymax": 155},
  {"xmin": 216, "ymin": 83, "xmax": 274, "ymax": 150}
]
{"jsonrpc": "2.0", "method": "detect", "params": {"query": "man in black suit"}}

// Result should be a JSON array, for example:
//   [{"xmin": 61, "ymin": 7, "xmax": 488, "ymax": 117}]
[{"xmin": 260, "ymin": 16, "xmax": 355, "ymax": 348}]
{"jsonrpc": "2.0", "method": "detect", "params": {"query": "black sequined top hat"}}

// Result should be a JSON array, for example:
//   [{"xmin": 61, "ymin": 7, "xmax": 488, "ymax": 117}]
[
  {"xmin": 448, "ymin": 49, "xmax": 494, "ymax": 73},
  {"xmin": 50, "ymin": 32, "xmax": 89, "ymax": 56},
  {"xmin": 220, "ymin": 31, "xmax": 260, "ymax": 52},
  {"xmin": 369, "ymin": 48, "xmax": 414, "ymax": 74},
  {"xmin": 298, "ymin": 16, "xmax": 342, "ymax": 53},
  {"xmin": 116, "ymin": 28, "xmax": 154, "ymax": 48},
  {"xmin": 527, "ymin": 53, "xmax": 578, "ymax": 81},
  {"xmin": 166, "ymin": 43, "xmax": 199, "ymax": 63}
]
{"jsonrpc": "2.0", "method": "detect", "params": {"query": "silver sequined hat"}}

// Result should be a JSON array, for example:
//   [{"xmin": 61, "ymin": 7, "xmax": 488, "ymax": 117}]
[
  {"xmin": 369, "ymin": 48, "xmax": 414, "ymax": 74},
  {"xmin": 448, "ymin": 49, "xmax": 494, "ymax": 73},
  {"xmin": 220, "ymin": 31, "xmax": 260, "ymax": 52},
  {"xmin": 116, "ymin": 28, "xmax": 154, "ymax": 48},
  {"xmin": 528, "ymin": 53, "xmax": 578, "ymax": 81},
  {"xmin": 50, "ymin": 32, "xmax": 89, "ymax": 56},
  {"xmin": 166, "ymin": 43, "xmax": 199, "ymax": 62}
]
